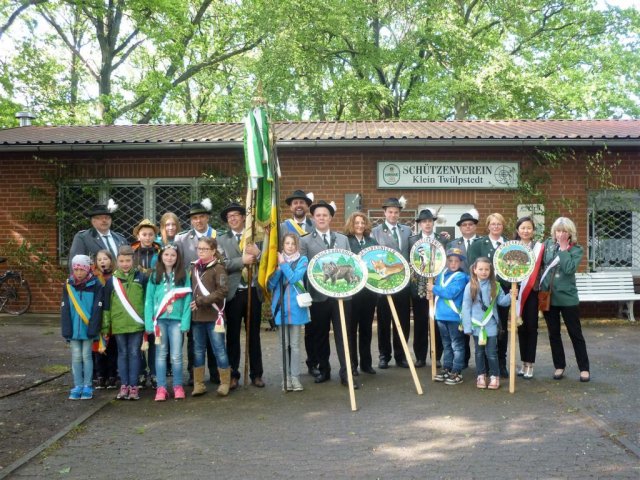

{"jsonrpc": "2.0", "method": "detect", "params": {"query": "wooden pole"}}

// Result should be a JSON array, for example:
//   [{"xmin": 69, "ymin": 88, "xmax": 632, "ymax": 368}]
[
  {"xmin": 509, "ymin": 282, "xmax": 518, "ymax": 393},
  {"xmin": 387, "ymin": 295, "xmax": 423, "ymax": 395},
  {"xmin": 428, "ymin": 278, "xmax": 437, "ymax": 381},
  {"xmin": 338, "ymin": 299, "xmax": 357, "ymax": 411}
]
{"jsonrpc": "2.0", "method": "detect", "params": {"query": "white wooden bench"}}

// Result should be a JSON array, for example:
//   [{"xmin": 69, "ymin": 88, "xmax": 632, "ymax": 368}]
[{"xmin": 576, "ymin": 271, "xmax": 640, "ymax": 322}]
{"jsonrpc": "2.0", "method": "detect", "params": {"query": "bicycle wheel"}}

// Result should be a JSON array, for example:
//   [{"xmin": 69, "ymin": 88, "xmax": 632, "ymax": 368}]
[{"xmin": 0, "ymin": 274, "xmax": 31, "ymax": 315}]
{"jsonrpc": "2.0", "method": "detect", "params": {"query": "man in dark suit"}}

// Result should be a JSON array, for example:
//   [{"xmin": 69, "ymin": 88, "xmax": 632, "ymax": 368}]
[
  {"xmin": 175, "ymin": 200, "xmax": 218, "ymax": 385},
  {"xmin": 447, "ymin": 209, "xmax": 481, "ymax": 368},
  {"xmin": 69, "ymin": 202, "xmax": 128, "ymax": 267},
  {"xmin": 299, "ymin": 200, "xmax": 357, "ymax": 388},
  {"xmin": 408, "ymin": 208, "xmax": 449, "ymax": 369},
  {"xmin": 280, "ymin": 189, "xmax": 314, "ymax": 238},
  {"xmin": 371, "ymin": 197, "xmax": 412, "ymax": 369},
  {"xmin": 217, "ymin": 202, "xmax": 265, "ymax": 388}
]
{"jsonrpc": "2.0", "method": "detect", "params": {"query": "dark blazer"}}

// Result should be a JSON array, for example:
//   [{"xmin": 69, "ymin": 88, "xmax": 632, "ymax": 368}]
[
  {"xmin": 299, "ymin": 229, "xmax": 350, "ymax": 302},
  {"xmin": 216, "ymin": 230, "xmax": 263, "ymax": 302},
  {"xmin": 446, "ymin": 236, "xmax": 478, "ymax": 273},
  {"xmin": 371, "ymin": 223, "xmax": 411, "ymax": 260},
  {"xmin": 467, "ymin": 235, "xmax": 510, "ymax": 289},
  {"xmin": 69, "ymin": 228, "xmax": 128, "ymax": 266},
  {"xmin": 407, "ymin": 233, "xmax": 448, "ymax": 297},
  {"xmin": 347, "ymin": 235, "xmax": 378, "ymax": 254}
]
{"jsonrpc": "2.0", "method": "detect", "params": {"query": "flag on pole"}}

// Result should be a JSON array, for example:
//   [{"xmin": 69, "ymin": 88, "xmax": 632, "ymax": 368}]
[{"xmin": 243, "ymin": 106, "xmax": 280, "ymax": 301}]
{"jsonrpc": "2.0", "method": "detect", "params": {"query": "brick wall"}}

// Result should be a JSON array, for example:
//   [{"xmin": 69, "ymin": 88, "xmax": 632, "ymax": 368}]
[{"xmin": 1, "ymin": 145, "xmax": 638, "ymax": 315}]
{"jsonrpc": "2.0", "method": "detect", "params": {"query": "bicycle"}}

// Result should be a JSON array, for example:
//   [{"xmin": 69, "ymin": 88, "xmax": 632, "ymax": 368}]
[{"xmin": 0, "ymin": 257, "xmax": 32, "ymax": 315}]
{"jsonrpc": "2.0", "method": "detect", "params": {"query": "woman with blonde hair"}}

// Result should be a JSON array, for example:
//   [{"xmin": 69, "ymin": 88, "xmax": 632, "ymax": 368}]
[
  {"xmin": 540, "ymin": 217, "xmax": 590, "ymax": 382},
  {"xmin": 158, "ymin": 212, "xmax": 181, "ymax": 246}
]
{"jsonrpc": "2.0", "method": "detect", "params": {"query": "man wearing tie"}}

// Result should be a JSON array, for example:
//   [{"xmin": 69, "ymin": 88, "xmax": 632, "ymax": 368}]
[
  {"xmin": 408, "ymin": 208, "xmax": 449, "ymax": 369},
  {"xmin": 299, "ymin": 200, "xmax": 357, "ymax": 388},
  {"xmin": 217, "ymin": 202, "xmax": 265, "ymax": 388},
  {"xmin": 280, "ymin": 189, "xmax": 314, "ymax": 238},
  {"xmin": 466, "ymin": 212, "xmax": 510, "ymax": 377},
  {"xmin": 371, "ymin": 197, "xmax": 412, "ymax": 369},
  {"xmin": 447, "ymin": 209, "xmax": 480, "ymax": 368},
  {"xmin": 69, "ymin": 201, "xmax": 128, "ymax": 268}
]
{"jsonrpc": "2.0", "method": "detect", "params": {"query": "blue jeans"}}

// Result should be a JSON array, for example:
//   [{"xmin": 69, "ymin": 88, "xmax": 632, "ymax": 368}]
[
  {"xmin": 115, "ymin": 332, "xmax": 143, "ymax": 386},
  {"xmin": 70, "ymin": 339, "xmax": 93, "ymax": 387},
  {"xmin": 192, "ymin": 322, "xmax": 229, "ymax": 369},
  {"xmin": 437, "ymin": 321, "xmax": 465, "ymax": 374},
  {"xmin": 473, "ymin": 335, "xmax": 499, "ymax": 377},
  {"xmin": 155, "ymin": 320, "xmax": 184, "ymax": 388}
]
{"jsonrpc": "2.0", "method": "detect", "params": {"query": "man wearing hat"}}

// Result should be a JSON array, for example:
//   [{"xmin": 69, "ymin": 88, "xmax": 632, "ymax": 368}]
[
  {"xmin": 408, "ymin": 208, "xmax": 449, "ymax": 369},
  {"xmin": 446, "ymin": 209, "xmax": 481, "ymax": 368},
  {"xmin": 371, "ymin": 197, "xmax": 412, "ymax": 369},
  {"xmin": 175, "ymin": 199, "xmax": 218, "ymax": 385},
  {"xmin": 299, "ymin": 200, "xmax": 358, "ymax": 388},
  {"xmin": 69, "ymin": 201, "xmax": 128, "ymax": 270},
  {"xmin": 280, "ymin": 189, "xmax": 314, "ymax": 237},
  {"xmin": 217, "ymin": 202, "xmax": 265, "ymax": 388}
]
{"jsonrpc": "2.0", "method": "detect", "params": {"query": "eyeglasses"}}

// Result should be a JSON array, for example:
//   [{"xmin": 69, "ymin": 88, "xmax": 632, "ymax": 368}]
[
  {"xmin": 197, "ymin": 247, "xmax": 212, "ymax": 251},
  {"xmin": 226, "ymin": 213, "xmax": 243, "ymax": 219}
]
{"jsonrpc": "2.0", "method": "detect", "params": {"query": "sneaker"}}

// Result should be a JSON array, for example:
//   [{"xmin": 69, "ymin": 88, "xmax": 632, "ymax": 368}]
[
  {"xmin": 150, "ymin": 376, "xmax": 158, "ymax": 389},
  {"xmin": 116, "ymin": 385, "xmax": 129, "ymax": 400},
  {"xmin": 488, "ymin": 376, "xmax": 500, "ymax": 390},
  {"xmin": 281, "ymin": 378, "xmax": 293, "ymax": 391},
  {"xmin": 445, "ymin": 373, "xmax": 463, "ymax": 385},
  {"xmin": 434, "ymin": 369, "xmax": 450, "ymax": 382},
  {"xmin": 291, "ymin": 377, "xmax": 304, "ymax": 392},
  {"xmin": 476, "ymin": 375, "xmax": 487, "ymax": 389},
  {"xmin": 81, "ymin": 385, "xmax": 94, "ymax": 400},
  {"xmin": 128, "ymin": 386, "xmax": 140, "ymax": 400},
  {"xmin": 68, "ymin": 386, "xmax": 82, "ymax": 400},
  {"xmin": 107, "ymin": 377, "xmax": 118, "ymax": 389},
  {"xmin": 154, "ymin": 386, "xmax": 168, "ymax": 402},
  {"xmin": 95, "ymin": 377, "xmax": 107, "ymax": 390},
  {"xmin": 173, "ymin": 385, "xmax": 185, "ymax": 400}
]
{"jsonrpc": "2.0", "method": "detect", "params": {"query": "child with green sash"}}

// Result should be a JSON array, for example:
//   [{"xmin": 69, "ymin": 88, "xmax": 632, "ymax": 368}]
[
  {"xmin": 461, "ymin": 257, "xmax": 511, "ymax": 390},
  {"xmin": 61, "ymin": 255, "xmax": 104, "ymax": 400}
]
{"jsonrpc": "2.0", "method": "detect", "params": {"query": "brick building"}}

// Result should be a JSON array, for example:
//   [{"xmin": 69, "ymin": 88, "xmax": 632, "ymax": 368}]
[{"xmin": 0, "ymin": 119, "xmax": 638, "ymax": 313}]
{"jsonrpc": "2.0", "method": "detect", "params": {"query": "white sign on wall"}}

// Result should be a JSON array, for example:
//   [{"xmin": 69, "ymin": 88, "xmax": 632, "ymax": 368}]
[{"xmin": 378, "ymin": 161, "xmax": 519, "ymax": 189}]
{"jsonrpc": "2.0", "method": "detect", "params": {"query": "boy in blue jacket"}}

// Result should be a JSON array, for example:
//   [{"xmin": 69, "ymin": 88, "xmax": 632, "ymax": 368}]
[
  {"xmin": 61, "ymin": 255, "xmax": 104, "ymax": 400},
  {"xmin": 427, "ymin": 248, "xmax": 469, "ymax": 385}
]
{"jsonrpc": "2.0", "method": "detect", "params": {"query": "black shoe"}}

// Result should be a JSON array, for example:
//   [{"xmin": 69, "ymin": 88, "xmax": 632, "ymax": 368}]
[
  {"xmin": 95, "ymin": 377, "xmax": 107, "ymax": 390},
  {"xmin": 378, "ymin": 358, "xmax": 389, "ymax": 369},
  {"xmin": 106, "ymin": 377, "xmax": 118, "ymax": 389},
  {"xmin": 352, "ymin": 369, "xmax": 359, "ymax": 377},
  {"xmin": 361, "ymin": 366, "xmax": 376, "ymax": 374},
  {"xmin": 499, "ymin": 366, "xmax": 509, "ymax": 378},
  {"xmin": 341, "ymin": 376, "xmax": 360, "ymax": 389},
  {"xmin": 397, "ymin": 359, "xmax": 410, "ymax": 368},
  {"xmin": 314, "ymin": 372, "xmax": 330, "ymax": 383},
  {"xmin": 414, "ymin": 360, "xmax": 426, "ymax": 368},
  {"xmin": 308, "ymin": 366, "xmax": 321, "ymax": 377}
]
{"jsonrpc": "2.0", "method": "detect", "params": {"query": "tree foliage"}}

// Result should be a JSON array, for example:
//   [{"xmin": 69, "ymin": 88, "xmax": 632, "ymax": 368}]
[{"xmin": 0, "ymin": 0, "xmax": 637, "ymax": 126}]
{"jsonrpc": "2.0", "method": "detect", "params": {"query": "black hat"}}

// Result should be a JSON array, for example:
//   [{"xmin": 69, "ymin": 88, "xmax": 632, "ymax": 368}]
[
  {"xmin": 87, "ymin": 204, "xmax": 111, "ymax": 217},
  {"xmin": 220, "ymin": 202, "xmax": 246, "ymax": 223},
  {"xmin": 189, "ymin": 200, "xmax": 211, "ymax": 217},
  {"xmin": 309, "ymin": 200, "xmax": 335, "ymax": 217},
  {"xmin": 456, "ymin": 210, "xmax": 480, "ymax": 226},
  {"xmin": 416, "ymin": 209, "xmax": 437, "ymax": 222},
  {"xmin": 285, "ymin": 190, "xmax": 312, "ymax": 206},
  {"xmin": 382, "ymin": 197, "xmax": 406, "ymax": 210}
]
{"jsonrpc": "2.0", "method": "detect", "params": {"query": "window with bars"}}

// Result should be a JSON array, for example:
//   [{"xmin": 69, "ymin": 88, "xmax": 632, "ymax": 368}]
[
  {"xmin": 58, "ymin": 177, "xmax": 244, "ymax": 261},
  {"xmin": 588, "ymin": 190, "xmax": 640, "ymax": 272}
]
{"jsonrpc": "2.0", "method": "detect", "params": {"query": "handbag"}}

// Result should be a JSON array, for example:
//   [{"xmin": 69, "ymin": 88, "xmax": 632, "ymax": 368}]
[
  {"xmin": 538, "ymin": 264, "xmax": 556, "ymax": 312},
  {"xmin": 294, "ymin": 281, "xmax": 313, "ymax": 308}
]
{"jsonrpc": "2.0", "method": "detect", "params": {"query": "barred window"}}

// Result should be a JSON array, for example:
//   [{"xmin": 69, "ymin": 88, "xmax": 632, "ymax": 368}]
[
  {"xmin": 588, "ymin": 190, "xmax": 640, "ymax": 272},
  {"xmin": 58, "ymin": 176, "xmax": 243, "ymax": 262}
]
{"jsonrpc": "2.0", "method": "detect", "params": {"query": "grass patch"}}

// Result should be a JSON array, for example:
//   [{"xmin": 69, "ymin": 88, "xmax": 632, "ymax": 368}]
[{"xmin": 42, "ymin": 365, "xmax": 69, "ymax": 375}]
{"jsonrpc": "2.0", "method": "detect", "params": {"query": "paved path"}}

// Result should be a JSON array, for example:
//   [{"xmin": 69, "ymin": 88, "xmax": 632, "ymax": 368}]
[{"xmin": 3, "ymin": 317, "xmax": 640, "ymax": 479}]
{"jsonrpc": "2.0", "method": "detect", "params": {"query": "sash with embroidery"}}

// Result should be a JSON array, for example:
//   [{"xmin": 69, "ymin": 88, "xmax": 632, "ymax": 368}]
[
  {"xmin": 285, "ymin": 219, "xmax": 309, "ymax": 237},
  {"xmin": 516, "ymin": 242, "xmax": 545, "ymax": 316},
  {"xmin": 195, "ymin": 265, "xmax": 227, "ymax": 333},
  {"xmin": 152, "ymin": 286, "xmax": 191, "ymax": 340},
  {"xmin": 472, "ymin": 293, "xmax": 498, "ymax": 345},
  {"xmin": 112, "ymin": 277, "xmax": 144, "ymax": 325}
]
